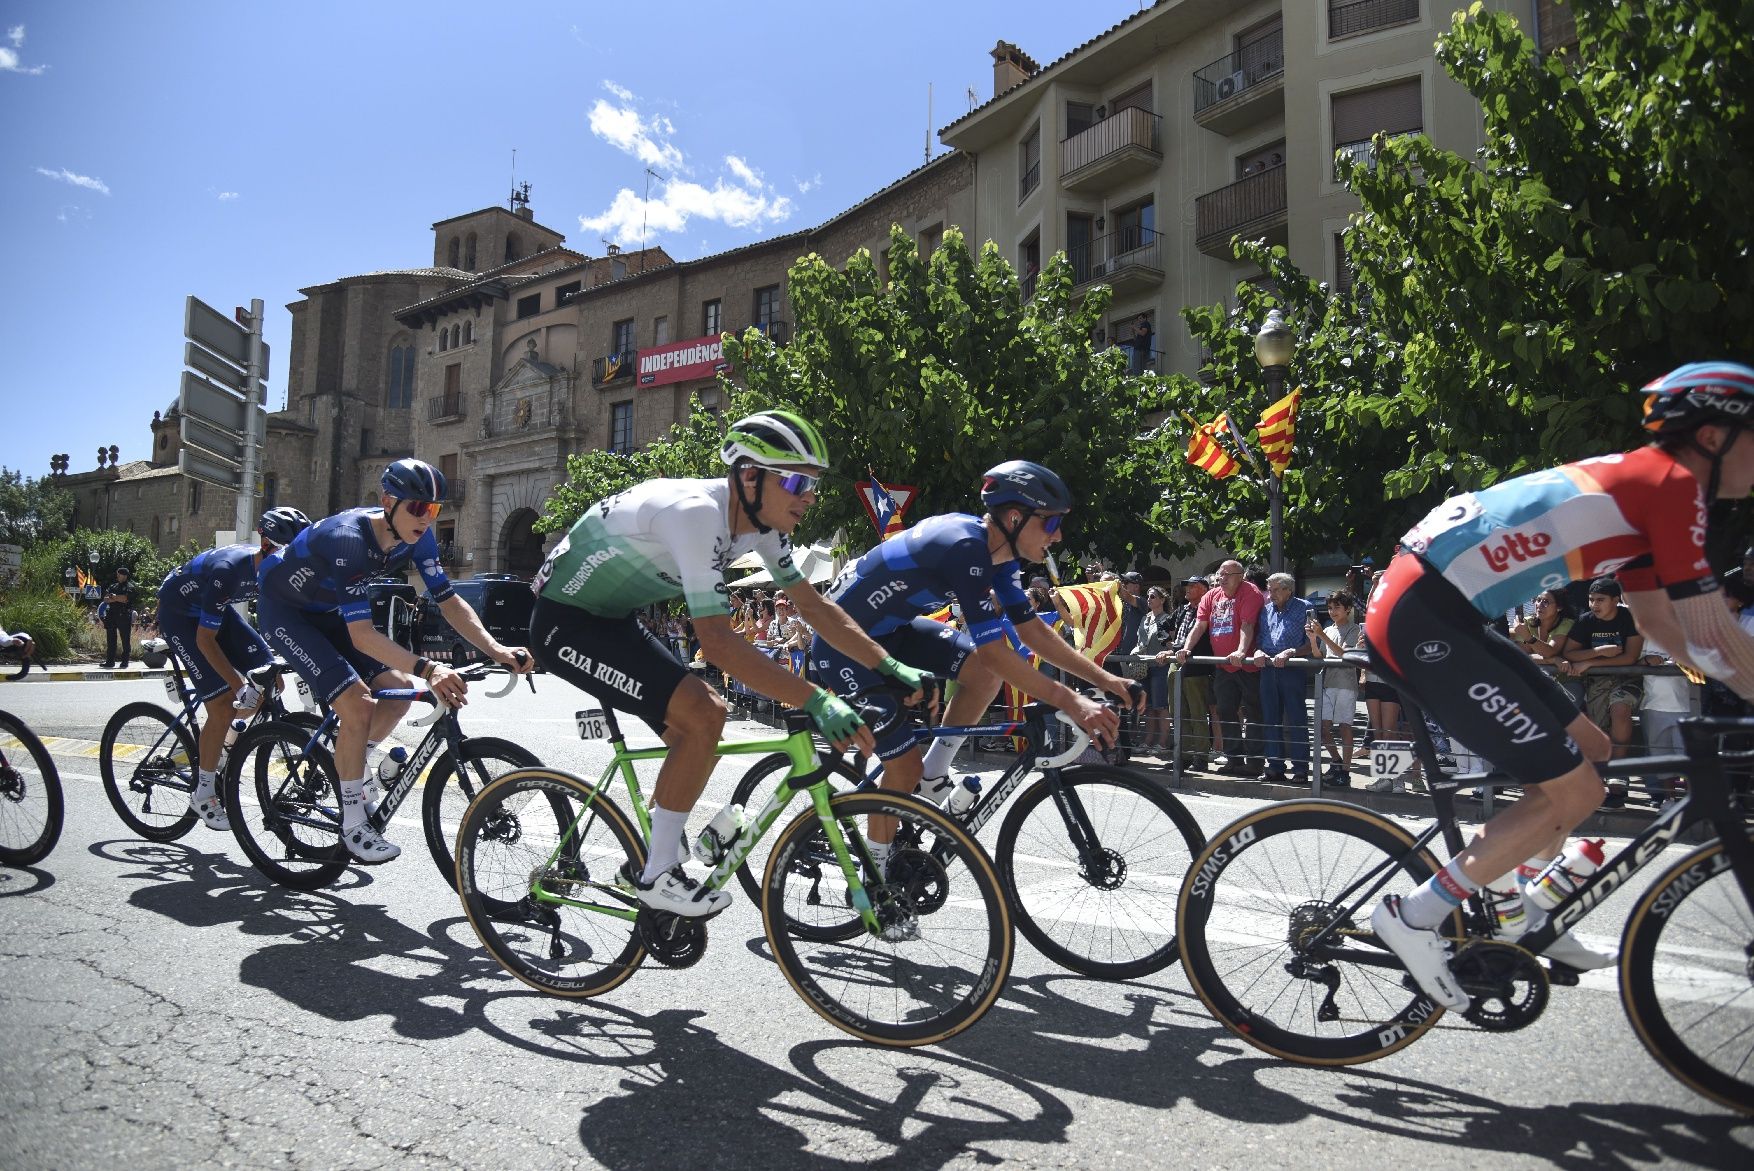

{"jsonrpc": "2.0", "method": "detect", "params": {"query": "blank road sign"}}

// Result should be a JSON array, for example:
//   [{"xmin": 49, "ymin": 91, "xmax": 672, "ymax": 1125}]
[
  {"xmin": 179, "ymin": 371, "xmax": 265, "ymax": 437},
  {"xmin": 184, "ymin": 295, "xmax": 270, "ymax": 379},
  {"xmin": 179, "ymin": 413, "xmax": 245, "ymax": 462},
  {"xmin": 185, "ymin": 341, "xmax": 246, "ymax": 389},
  {"xmin": 179, "ymin": 447, "xmax": 242, "ymax": 491}
]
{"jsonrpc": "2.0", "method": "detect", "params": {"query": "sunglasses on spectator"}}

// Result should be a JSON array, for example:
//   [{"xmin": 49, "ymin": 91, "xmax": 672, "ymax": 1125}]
[
  {"xmin": 771, "ymin": 470, "xmax": 820, "ymax": 497},
  {"xmin": 402, "ymin": 499, "xmax": 442, "ymax": 519}
]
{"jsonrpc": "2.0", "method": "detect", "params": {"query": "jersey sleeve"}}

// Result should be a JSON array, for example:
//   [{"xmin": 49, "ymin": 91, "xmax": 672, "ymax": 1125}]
[
  {"xmin": 1618, "ymin": 459, "xmax": 1715, "ymax": 596},
  {"xmin": 992, "ymin": 560, "xmax": 1036, "ymax": 626},
  {"xmin": 327, "ymin": 525, "xmax": 377, "ymax": 624},
  {"xmin": 938, "ymin": 537, "xmax": 1007, "ymax": 645},
  {"xmin": 409, "ymin": 528, "xmax": 456, "ymax": 604},
  {"xmin": 195, "ymin": 556, "xmax": 240, "ymax": 630},
  {"xmin": 651, "ymin": 496, "xmax": 737, "ymax": 619},
  {"xmin": 761, "ymin": 534, "xmax": 806, "ymax": 590}
]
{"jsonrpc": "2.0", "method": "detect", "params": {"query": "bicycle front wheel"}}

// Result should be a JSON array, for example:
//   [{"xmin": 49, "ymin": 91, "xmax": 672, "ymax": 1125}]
[
  {"xmin": 729, "ymin": 750, "xmax": 864, "ymax": 910},
  {"xmin": 0, "ymin": 712, "xmax": 63, "ymax": 867},
  {"xmin": 224, "ymin": 720, "xmax": 348, "ymax": 890},
  {"xmin": 763, "ymin": 790, "xmax": 1013, "ymax": 1047},
  {"xmin": 996, "ymin": 764, "xmax": 1205, "ymax": 978},
  {"xmin": 456, "ymin": 768, "xmax": 646, "ymax": 999},
  {"xmin": 1621, "ymin": 839, "xmax": 1754, "ymax": 1114},
  {"xmin": 1177, "ymin": 800, "xmax": 1452, "ymax": 1065},
  {"xmin": 100, "ymin": 701, "xmax": 198, "ymax": 841},
  {"xmin": 421, "ymin": 736, "xmax": 545, "ymax": 891}
]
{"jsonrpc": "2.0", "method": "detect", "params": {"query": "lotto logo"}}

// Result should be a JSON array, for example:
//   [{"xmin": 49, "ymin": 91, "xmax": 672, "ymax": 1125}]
[{"xmin": 1478, "ymin": 530, "xmax": 1551, "ymax": 573}]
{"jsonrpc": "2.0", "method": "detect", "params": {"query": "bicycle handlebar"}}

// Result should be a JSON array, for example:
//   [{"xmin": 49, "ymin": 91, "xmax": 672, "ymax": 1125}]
[{"xmin": 406, "ymin": 657, "xmax": 533, "ymax": 726}]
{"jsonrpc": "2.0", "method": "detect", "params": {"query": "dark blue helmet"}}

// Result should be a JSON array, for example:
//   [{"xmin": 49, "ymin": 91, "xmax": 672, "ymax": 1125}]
[
  {"xmin": 256, "ymin": 506, "xmax": 311, "ymax": 546},
  {"xmin": 980, "ymin": 460, "xmax": 1072, "ymax": 513},
  {"xmin": 380, "ymin": 458, "xmax": 447, "ymax": 503}
]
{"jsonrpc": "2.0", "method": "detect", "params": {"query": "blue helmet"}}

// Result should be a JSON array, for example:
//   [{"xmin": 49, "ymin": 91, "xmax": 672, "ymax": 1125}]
[
  {"xmin": 257, "ymin": 506, "xmax": 311, "ymax": 546},
  {"xmin": 381, "ymin": 458, "xmax": 447, "ymax": 503},
  {"xmin": 980, "ymin": 460, "xmax": 1072, "ymax": 513},
  {"xmin": 1641, "ymin": 361, "xmax": 1754, "ymax": 435}
]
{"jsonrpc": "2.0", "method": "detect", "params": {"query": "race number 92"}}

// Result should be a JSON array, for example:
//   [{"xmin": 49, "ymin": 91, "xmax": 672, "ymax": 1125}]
[{"xmin": 1370, "ymin": 741, "xmax": 1413, "ymax": 783}]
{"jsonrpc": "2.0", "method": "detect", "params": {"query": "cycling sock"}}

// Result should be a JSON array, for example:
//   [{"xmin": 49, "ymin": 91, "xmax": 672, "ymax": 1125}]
[
  {"xmin": 1515, "ymin": 857, "xmax": 1551, "ymax": 891},
  {"xmin": 642, "ymin": 805, "xmax": 690, "ymax": 884},
  {"xmin": 1400, "ymin": 857, "xmax": 1481, "ymax": 929},
  {"xmin": 194, "ymin": 768, "xmax": 218, "ymax": 800},
  {"xmin": 867, "ymin": 838, "xmax": 893, "ymax": 878},
  {"xmin": 920, "ymin": 736, "xmax": 968, "ymax": 780},
  {"xmin": 340, "ymin": 777, "xmax": 368, "ymax": 832}
]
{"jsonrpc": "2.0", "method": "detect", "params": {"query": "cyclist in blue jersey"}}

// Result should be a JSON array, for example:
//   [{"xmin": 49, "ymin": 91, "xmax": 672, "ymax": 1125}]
[
  {"xmin": 812, "ymin": 461, "xmax": 1136, "ymax": 846},
  {"xmin": 258, "ymin": 459, "xmax": 532, "ymax": 863},
  {"xmin": 157, "ymin": 507, "xmax": 311, "ymax": 830}
]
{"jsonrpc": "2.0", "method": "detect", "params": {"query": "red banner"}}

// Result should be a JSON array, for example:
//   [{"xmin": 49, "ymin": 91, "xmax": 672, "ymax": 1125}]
[{"xmin": 637, "ymin": 335, "xmax": 730, "ymax": 387}]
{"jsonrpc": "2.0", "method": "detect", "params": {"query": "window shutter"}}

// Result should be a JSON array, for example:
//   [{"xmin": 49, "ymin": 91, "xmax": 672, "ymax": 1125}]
[{"xmin": 1331, "ymin": 78, "xmax": 1421, "ymax": 144}]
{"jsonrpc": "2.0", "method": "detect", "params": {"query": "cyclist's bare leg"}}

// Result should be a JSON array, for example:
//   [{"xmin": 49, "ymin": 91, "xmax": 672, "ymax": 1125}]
[
  {"xmin": 197, "ymin": 694, "xmax": 235, "ymax": 773},
  {"xmin": 1452, "ymin": 712, "xmax": 1608, "ymax": 887},
  {"xmin": 651, "ymin": 675, "xmax": 726, "ymax": 813},
  {"xmin": 331, "ymin": 683, "xmax": 376, "ymax": 781}
]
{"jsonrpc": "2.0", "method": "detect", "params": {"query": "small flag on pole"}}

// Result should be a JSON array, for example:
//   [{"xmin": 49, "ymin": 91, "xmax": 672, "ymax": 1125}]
[
  {"xmin": 859, "ymin": 470, "xmax": 915, "ymax": 540},
  {"xmin": 1185, "ymin": 414, "xmax": 1240, "ymax": 480},
  {"xmin": 1052, "ymin": 580, "xmax": 1126, "ymax": 665},
  {"xmin": 1255, "ymin": 387, "xmax": 1302, "ymax": 477}
]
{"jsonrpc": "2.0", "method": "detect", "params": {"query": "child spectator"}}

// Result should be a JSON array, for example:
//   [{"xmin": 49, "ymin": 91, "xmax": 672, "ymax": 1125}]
[{"xmin": 1308, "ymin": 590, "xmax": 1362, "ymax": 786}]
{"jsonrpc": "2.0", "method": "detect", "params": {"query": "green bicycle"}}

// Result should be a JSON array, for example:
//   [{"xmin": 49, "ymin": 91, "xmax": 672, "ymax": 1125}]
[{"xmin": 453, "ymin": 702, "xmax": 1014, "ymax": 1047}]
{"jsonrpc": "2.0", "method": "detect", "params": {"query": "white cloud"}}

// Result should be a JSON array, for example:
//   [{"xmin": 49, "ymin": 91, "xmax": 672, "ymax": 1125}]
[
  {"xmin": 602, "ymin": 79, "xmax": 633, "ymax": 101},
  {"xmin": 587, "ymin": 82, "xmax": 683, "ymax": 173},
  {"xmin": 217, "ymin": 191, "xmax": 239, "ymax": 201},
  {"xmin": 795, "ymin": 173, "xmax": 822, "ymax": 194},
  {"xmin": 35, "ymin": 166, "xmax": 109, "ymax": 195},
  {"xmin": 725, "ymin": 155, "xmax": 760, "ymax": 187},
  {"xmin": 1, "ymin": 24, "xmax": 45, "ymax": 74}
]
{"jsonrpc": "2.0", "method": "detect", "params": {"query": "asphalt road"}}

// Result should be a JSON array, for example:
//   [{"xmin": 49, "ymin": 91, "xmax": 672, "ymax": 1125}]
[{"xmin": 1, "ymin": 677, "xmax": 1748, "ymax": 1170}]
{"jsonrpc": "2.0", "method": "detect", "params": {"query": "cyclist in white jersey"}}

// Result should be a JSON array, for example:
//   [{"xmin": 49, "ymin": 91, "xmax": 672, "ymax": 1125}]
[{"xmin": 530, "ymin": 410, "xmax": 931, "ymax": 917}]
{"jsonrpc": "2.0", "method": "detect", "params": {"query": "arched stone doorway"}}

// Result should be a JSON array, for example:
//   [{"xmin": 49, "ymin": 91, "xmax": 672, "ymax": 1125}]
[{"xmin": 501, "ymin": 508, "xmax": 544, "ymax": 579}]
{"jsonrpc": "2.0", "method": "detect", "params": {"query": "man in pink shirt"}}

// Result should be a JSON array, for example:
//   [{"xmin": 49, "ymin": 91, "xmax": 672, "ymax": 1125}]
[{"xmin": 1176, "ymin": 559, "xmax": 1265, "ymax": 778}]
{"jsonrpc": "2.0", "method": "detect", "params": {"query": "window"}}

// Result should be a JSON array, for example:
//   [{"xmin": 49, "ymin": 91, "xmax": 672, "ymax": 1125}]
[
  {"xmin": 1019, "ymin": 122, "xmax": 1041, "ymax": 201},
  {"xmin": 449, "ymin": 325, "xmax": 461, "ymax": 350},
  {"xmin": 386, "ymin": 341, "xmax": 416, "ymax": 408},
  {"xmin": 359, "ymin": 428, "xmax": 373, "ymax": 456},
  {"xmin": 1066, "ymin": 101, "xmax": 1098, "ymax": 137},
  {"xmin": 1066, "ymin": 213, "xmax": 1095, "ymax": 284},
  {"xmin": 262, "ymin": 473, "xmax": 278, "ymax": 511},
  {"xmin": 1110, "ymin": 81, "xmax": 1153, "ymax": 114},
  {"xmin": 1237, "ymin": 140, "xmax": 1287, "ymax": 179},
  {"xmin": 437, "ymin": 521, "xmax": 456, "ymax": 558},
  {"xmin": 1237, "ymin": 17, "xmax": 1284, "ymax": 83},
  {"xmin": 1114, "ymin": 200, "xmax": 1155, "ymax": 252},
  {"xmin": 555, "ymin": 280, "xmax": 581, "ymax": 305},
  {"xmin": 438, "ymin": 452, "xmax": 459, "ymax": 487},
  {"xmin": 462, "ymin": 320, "xmax": 472, "ymax": 345},
  {"xmin": 609, "ymin": 401, "xmax": 634, "ymax": 454},
  {"xmin": 516, "ymin": 293, "xmax": 541, "ymax": 319},
  {"xmin": 444, "ymin": 363, "xmax": 460, "ymax": 398},
  {"xmin": 189, "ymin": 482, "xmax": 201, "ymax": 512},
  {"xmin": 1331, "ymin": 77, "xmax": 1422, "ymax": 176},
  {"xmin": 505, "ymin": 232, "xmax": 523, "ymax": 264},
  {"xmin": 438, "ymin": 328, "xmax": 448, "ymax": 353},
  {"xmin": 1334, "ymin": 232, "xmax": 1357, "ymax": 295},
  {"xmin": 1020, "ymin": 231, "xmax": 1041, "ymax": 298},
  {"xmin": 753, "ymin": 286, "xmax": 780, "ymax": 328},
  {"xmin": 612, "ymin": 318, "xmax": 635, "ymax": 355},
  {"xmin": 654, "ymin": 315, "xmax": 670, "ymax": 346},
  {"xmin": 447, "ymin": 237, "xmax": 460, "ymax": 268},
  {"xmin": 702, "ymin": 299, "xmax": 721, "ymax": 337},
  {"xmin": 1329, "ymin": 0, "xmax": 1420, "ymax": 41},
  {"xmin": 463, "ymin": 233, "xmax": 477, "ymax": 271},
  {"xmin": 919, "ymin": 223, "xmax": 943, "ymax": 262}
]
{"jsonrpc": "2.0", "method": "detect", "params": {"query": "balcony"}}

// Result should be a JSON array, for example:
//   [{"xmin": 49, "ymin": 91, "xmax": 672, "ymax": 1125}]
[
  {"xmin": 1195, "ymin": 163, "xmax": 1288, "ymax": 258},
  {"xmin": 426, "ymin": 392, "xmax": 466, "ymax": 424},
  {"xmin": 751, "ymin": 319, "xmax": 791, "ymax": 344},
  {"xmin": 1069, "ymin": 227, "xmax": 1165, "ymax": 297},
  {"xmin": 1329, "ymin": 0, "xmax": 1420, "ymax": 40},
  {"xmin": 1019, "ymin": 161, "xmax": 1040, "ymax": 203},
  {"xmin": 1192, "ymin": 33, "xmax": 1285, "ymax": 135},
  {"xmin": 1333, "ymin": 132, "xmax": 1418, "ymax": 181},
  {"xmin": 447, "ymin": 479, "xmax": 467, "ymax": 504},
  {"xmin": 592, "ymin": 350, "xmax": 636, "ymax": 386},
  {"xmin": 1060, "ymin": 107, "xmax": 1162, "ymax": 192}
]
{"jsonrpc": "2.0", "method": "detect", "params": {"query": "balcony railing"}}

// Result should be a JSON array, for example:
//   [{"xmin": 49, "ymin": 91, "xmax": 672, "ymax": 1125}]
[
  {"xmin": 1329, "ymin": 0, "xmax": 1419, "ymax": 40},
  {"xmin": 1019, "ymin": 160, "xmax": 1040, "ymax": 202},
  {"xmin": 1060, "ymin": 107, "xmax": 1161, "ymax": 179},
  {"xmin": 1195, "ymin": 163, "xmax": 1287, "ymax": 254},
  {"xmin": 1333, "ymin": 132, "xmax": 1417, "ymax": 180},
  {"xmin": 447, "ymin": 479, "xmax": 467, "ymax": 504},
  {"xmin": 426, "ymin": 392, "xmax": 466, "ymax": 423},
  {"xmin": 1068, "ymin": 227, "xmax": 1163, "ymax": 288},
  {"xmin": 1192, "ymin": 31, "xmax": 1285, "ymax": 114},
  {"xmin": 752, "ymin": 319, "xmax": 791, "ymax": 344},
  {"xmin": 592, "ymin": 350, "xmax": 636, "ymax": 385}
]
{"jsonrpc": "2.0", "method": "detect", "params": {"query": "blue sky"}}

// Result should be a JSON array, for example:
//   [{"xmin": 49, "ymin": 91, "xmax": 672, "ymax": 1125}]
[{"xmin": 0, "ymin": 1, "xmax": 1148, "ymax": 484}]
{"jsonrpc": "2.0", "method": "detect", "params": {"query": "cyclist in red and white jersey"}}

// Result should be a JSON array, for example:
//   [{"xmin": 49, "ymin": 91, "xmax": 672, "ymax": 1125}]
[{"xmin": 1367, "ymin": 362, "xmax": 1754, "ymax": 1009}]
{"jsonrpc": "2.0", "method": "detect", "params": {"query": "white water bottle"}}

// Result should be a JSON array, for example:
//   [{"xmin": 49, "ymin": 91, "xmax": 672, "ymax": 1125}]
[
  {"xmin": 693, "ymin": 803, "xmax": 747, "ymax": 865},
  {"xmin": 376, "ymin": 745, "xmax": 408, "ymax": 784},
  {"xmin": 216, "ymin": 718, "xmax": 248, "ymax": 775},
  {"xmin": 945, "ymin": 776, "xmax": 982, "ymax": 817},
  {"xmin": 1524, "ymin": 839, "xmax": 1606, "ymax": 913}
]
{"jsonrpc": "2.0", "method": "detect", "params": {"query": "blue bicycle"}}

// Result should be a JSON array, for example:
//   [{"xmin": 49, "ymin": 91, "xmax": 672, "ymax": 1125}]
[{"xmin": 730, "ymin": 698, "xmax": 1205, "ymax": 978}]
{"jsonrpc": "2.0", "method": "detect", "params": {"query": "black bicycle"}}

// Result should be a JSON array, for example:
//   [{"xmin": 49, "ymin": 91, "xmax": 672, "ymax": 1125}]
[
  {"xmin": 99, "ymin": 656, "xmax": 321, "ymax": 841},
  {"xmin": 223, "ymin": 662, "xmax": 538, "ymax": 891},
  {"xmin": 732, "ymin": 697, "xmax": 1205, "ymax": 978},
  {"xmin": 1176, "ymin": 692, "xmax": 1754, "ymax": 1115},
  {"xmin": 0, "ymin": 709, "xmax": 63, "ymax": 867}
]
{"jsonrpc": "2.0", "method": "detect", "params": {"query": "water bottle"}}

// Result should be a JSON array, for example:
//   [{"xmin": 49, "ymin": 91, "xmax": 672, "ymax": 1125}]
[
  {"xmin": 375, "ymin": 745, "xmax": 408, "ymax": 785},
  {"xmin": 1488, "ymin": 886, "xmax": 1527, "ymax": 938},
  {"xmin": 692, "ymin": 803, "xmax": 747, "ymax": 865},
  {"xmin": 945, "ymin": 776, "xmax": 982, "ymax": 817},
  {"xmin": 1524, "ymin": 839, "xmax": 1607, "ymax": 913},
  {"xmin": 917, "ymin": 775, "xmax": 957, "ymax": 806},
  {"xmin": 216, "ymin": 718, "xmax": 248, "ymax": 776}
]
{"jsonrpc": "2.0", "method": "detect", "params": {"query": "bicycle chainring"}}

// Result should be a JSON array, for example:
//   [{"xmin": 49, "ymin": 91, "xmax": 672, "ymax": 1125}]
[
  {"xmin": 637, "ymin": 910, "xmax": 708, "ymax": 969},
  {"xmin": 1453, "ymin": 940, "xmax": 1549, "ymax": 1032},
  {"xmin": 885, "ymin": 847, "xmax": 950, "ymax": 914}
]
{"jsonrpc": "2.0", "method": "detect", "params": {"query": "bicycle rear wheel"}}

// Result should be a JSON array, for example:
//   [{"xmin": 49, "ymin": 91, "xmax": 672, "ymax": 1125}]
[
  {"xmin": 729, "ymin": 751, "xmax": 864, "ymax": 910},
  {"xmin": 1620, "ymin": 840, "xmax": 1754, "ymax": 1114},
  {"xmin": 420, "ymin": 736, "xmax": 545, "ymax": 892},
  {"xmin": 224, "ymin": 720, "xmax": 348, "ymax": 890},
  {"xmin": 0, "ymin": 712, "xmax": 63, "ymax": 867},
  {"xmin": 100, "ymin": 701, "xmax": 198, "ymax": 841},
  {"xmin": 763, "ymin": 790, "xmax": 1013, "ymax": 1047},
  {"xmin": 456, "ymin": 768, "xmax": 646, "ymax": 999},
  {"xmin": 996, "ymin": 764, "xmax": 1204, "ymax": 978},
  {"xmin": 1177, "ymin": 800, "xmax": 1453, "ymax": 1065}
]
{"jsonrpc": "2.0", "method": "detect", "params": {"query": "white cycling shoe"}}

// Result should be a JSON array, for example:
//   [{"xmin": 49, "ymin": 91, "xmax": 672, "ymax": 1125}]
[
  {"xmin": 1500, "ymin": 911, "xmax": 1618, "ymax": 971},
  {"xmin": 631, "ymin": 864, "xmax": 732, "ymax": 918},
  {"xmin": 1372, "ymin": 895, "xmax": 1470, "ymax": 1010},
  {"xmin": 191, "ymin": 794, "xmax": 230, "ymax": 832},
  {"xmin": 343, "ymin": 823, "xmax": 401, "ymax": 864}
]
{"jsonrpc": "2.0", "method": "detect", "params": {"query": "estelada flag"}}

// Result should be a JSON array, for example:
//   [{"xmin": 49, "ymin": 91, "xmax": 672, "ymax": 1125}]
[
  {"xmin": 1052, "ymin": 579, "xmax": 1125, "ymax": 666},
  {"xmin": 858, "ymin": 472, "xmax": 915, "ymax": 540},
  {"xmin": 1255, "ymin": 387, "xmax": 1302, "ymax": 478},
  {"xmin": 1185, "ymin": 413, "xmax": 1240, "ymax": 480}
]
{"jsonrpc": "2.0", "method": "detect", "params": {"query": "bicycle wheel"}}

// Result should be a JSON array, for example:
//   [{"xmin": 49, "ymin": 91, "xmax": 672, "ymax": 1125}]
[
  {"xmin": 1177, "ymin": 799, "xmax": 1454, "ymax": 1065},
  {"xmin": 421, "ymin": 736, "xmax": 545, "ymax": 891},
  {"xmin": 0, "ymin": 712, "xmax": 64, "ymax": 867},
  {"xmin": 457, "ymin": 768, "xmax": 647, "ymax": 999},
  {"xmin": 729, "ymin": 750, "xmax": 864, "ymax": 909},
  {"xmin": 99, "ymin": 701, "xmax": 198, "ymax": 841},
  {"xmin": 763, "ymin": 790, "xmax": 1013, "ymax": 1047},
  {"xmin": 996, "ymin": 763, "xmax": 1205, "ymax": 978},
  {"xmin": 224, "ymin": 719, "xmax": 349, "ymax": 890},
  {"xmin": 1621, "ymin": 840, "xmax": 1754, "ymax": 1114}
]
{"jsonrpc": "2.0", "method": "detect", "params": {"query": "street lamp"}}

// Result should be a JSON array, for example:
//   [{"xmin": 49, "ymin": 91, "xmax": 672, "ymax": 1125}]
[{"xmin": 1254, "ymin": 309, "xmax": 1294, "ymax": 572}]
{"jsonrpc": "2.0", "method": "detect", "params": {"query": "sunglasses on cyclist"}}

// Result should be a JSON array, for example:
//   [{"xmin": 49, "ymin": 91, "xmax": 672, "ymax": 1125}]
[
  {"xmin": 772, "ymin": 470, "xmax": 820, "ymax": 497},
  {"xmin": 401, "ymin": 499, "xmax": 443, "ymax": 519},
  {"xmin": 1038, "ymin": 513, "xmax": 1065, "ymax": 534}
]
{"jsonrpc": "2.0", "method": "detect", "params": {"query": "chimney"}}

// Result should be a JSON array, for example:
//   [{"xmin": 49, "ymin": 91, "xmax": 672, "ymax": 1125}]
[
  {"xmin": 990, "ymin": 40, "xmax": 1039, "ymax": 97},
  {"xmin": 515, "ymin": 205, "xmax": 533, "ymax": 221}
]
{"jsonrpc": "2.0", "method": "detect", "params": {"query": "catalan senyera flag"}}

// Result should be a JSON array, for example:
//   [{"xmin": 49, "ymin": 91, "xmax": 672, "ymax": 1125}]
[
  {"xmin": 1052, "ymin": 579, "xmax": 1125, "ymax": 666},
  {"xmin": 1255, "ymin": 387, "xmax": 1302, "ymax": 478},
  {"xmin": 1186, "ymin": 413, "xmax": 1241, "ymax": 480},
  {"xmin": 75, "ymin": 567, "xmax": 93, "ymax": 590}
]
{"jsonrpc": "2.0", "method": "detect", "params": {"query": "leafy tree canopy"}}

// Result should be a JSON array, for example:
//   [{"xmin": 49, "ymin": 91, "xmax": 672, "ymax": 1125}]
[{"xmin": 0, "ymin": 467, "xmax": 74, "ymax": 547}]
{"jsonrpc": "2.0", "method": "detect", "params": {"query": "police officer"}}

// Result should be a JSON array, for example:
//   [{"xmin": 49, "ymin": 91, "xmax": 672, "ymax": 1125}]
[{"xmin": 102, "ymin": 566, "xmax": 137, "ymax": 669}]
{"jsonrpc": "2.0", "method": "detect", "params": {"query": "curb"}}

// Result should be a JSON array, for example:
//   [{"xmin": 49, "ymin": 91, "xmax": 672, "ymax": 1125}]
[{"xmin": 1, "ymin": 667, "xmax": 174, "ymax": 683}]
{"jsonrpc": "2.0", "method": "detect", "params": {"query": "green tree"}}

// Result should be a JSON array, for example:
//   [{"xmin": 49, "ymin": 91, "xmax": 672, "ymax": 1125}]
[
  {"xmin": 724, "ymin": 224, "xmax": 1170, "ymax": 568},
  {"xmin": 0, "ymin": 468, "xmax": 74, "ymax": 547}
]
